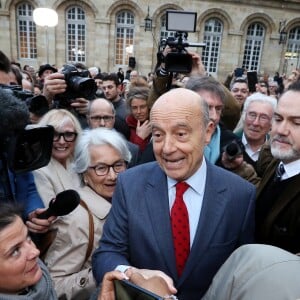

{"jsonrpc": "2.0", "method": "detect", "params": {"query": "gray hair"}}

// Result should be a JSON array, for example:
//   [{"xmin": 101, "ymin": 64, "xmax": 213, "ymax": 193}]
[
  {"xmin": 242, "ymin": 92, "xmax": 277, "ymax": 122},
  {"xmin": 199, "ymin": 96, "xmax": 211, "ymax": 127},
  {"xmin": 73, "ymin": 128, "xmax": 132, "ymax": 176},
  {"xmin": 185, "ymin": 75, "xmax": 226, "ymax": 105},
  {"xmin": 126, "ymin": 86, "xmax": 150, "ymax": 108}
]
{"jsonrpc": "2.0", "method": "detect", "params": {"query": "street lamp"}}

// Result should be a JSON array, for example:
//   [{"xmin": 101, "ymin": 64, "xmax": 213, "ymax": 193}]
[
  {"xmin": 279, "ymin": 20, "xmax": 287, "ymax": 45},
  {"xmin": 33, "ymin": 8, "xmax": 58, "ymax": 63},
  {"xmin": 144, "ymin": 6, "xmax": 152, "ymax": 32}
]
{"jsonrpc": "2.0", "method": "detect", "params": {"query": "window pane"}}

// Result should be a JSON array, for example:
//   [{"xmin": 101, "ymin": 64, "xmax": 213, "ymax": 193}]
[
  {"xmin": 160, "ymin": 14, "xmax": 175, "ymax": 41},
  {"xmin": 17, "ymin": 3, "xmax": 37, "ymax": 59},
  {"xmin": 287, "ymin": 27, "xmax": 300, "ymax": 67},
  {"xmin": 66, "ymin": 6, "xmax": 86, "ymax": 63},
  {"xmin": 201, "ymin": 18, "xmax": 223, "ymax": 73},
  {"xmin": 242, "ymin": 23, "xmax": 265, "ymax": 71},
  {"xmin": 115, "ymin": 10, "xmax": 135, "ymax": 65}
]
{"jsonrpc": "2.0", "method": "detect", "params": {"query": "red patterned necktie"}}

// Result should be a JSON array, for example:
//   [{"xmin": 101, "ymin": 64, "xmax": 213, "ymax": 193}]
[{"xmin": 171, "ymin": 181, "xmax": 190, "ymax": 276}]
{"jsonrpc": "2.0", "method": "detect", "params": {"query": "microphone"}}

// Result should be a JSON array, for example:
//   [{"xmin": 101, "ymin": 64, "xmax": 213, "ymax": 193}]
[{"xmin": 37, "ymin": 189, "xmax": 81, "ymax": 219}]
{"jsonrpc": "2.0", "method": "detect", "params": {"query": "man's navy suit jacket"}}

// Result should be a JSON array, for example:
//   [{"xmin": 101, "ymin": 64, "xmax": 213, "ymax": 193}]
[{"xmin": 92, "ymin": 161, "xmax": 256, "ymax": 300}]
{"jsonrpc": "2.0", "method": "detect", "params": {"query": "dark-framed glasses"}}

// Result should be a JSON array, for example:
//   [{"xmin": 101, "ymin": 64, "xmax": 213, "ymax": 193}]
[
  {"xmin": 53, "ymin": 131, "xmax": 78, "ymax": 142},
  {"xmin": 90, "ymin": 115, "xmax": 114, "ymax": 122},
  {"xmin": 89, "ymin": 160, "xmax": 127, "ymax": 176}
]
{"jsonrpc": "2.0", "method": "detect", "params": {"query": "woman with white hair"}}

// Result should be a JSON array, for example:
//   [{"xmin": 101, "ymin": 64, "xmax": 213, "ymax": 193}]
[{"xmin": 40, "ymin": 128, "xmax": 131, "ymax": 300}]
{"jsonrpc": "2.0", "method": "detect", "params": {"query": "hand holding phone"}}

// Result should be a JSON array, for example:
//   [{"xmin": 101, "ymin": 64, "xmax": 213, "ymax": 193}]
[{"xmin": 247, "ymin": 71, "xmax": 258, "ymax": 93}]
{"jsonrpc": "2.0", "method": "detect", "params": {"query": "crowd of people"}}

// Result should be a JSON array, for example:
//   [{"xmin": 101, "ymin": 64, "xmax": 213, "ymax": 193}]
[{"xmin": 1, "ymin": 45, "xmax": 300, "ymax": 300}]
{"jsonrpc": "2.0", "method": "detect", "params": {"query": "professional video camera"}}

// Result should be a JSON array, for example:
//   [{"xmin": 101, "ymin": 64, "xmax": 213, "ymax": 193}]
[
  {"xmin": 159, "ymin": 10, "xmax": 206, "ymax": 73},
  {"xmin": 0, "ymin": 84, "xmax": 33, "ymax": 101},
  {"xmin": 55, "ymin": 64, "xmax": 97, "ymax": 108},
  {"xmin": 0, "ymin": 88, "xmax": 53, "ymax": 174},
  {"xmin": 223, "ymin": 139, "xmax": 245, "ymax": 161}
]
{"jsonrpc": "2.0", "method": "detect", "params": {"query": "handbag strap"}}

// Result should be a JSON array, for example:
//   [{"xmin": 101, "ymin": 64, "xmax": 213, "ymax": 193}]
[{"xmin": 79, "ymin": 199, "xmax": 95, "ymax": 263}]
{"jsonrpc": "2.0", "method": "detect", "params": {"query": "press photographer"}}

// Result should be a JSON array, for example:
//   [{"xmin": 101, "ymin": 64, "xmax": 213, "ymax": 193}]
[{"xmin": 43, "ymin": 63, "xmax": 97, "ymax": 128}]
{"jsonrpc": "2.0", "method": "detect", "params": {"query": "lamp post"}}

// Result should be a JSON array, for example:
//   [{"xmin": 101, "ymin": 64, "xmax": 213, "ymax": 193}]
[
  {"xmin": 33, "ymin": 8, "xmax": 58, "ymax": 63},
  {"xmin": 279, "ymin": 20, "xmax": 287, "ymax": 45},
  {"xmin": 144, "ymin": 6, "xmax": 152, "ymax": 32}
]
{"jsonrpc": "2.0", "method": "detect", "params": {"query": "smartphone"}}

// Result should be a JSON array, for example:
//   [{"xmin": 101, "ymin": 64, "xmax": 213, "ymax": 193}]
[
  {"xmin": 247, "ymin": 71, "xmax": 258, "ymax": 93},
  {"xmin": 234, "ymin": 67, "xmax": 244, "ymax": 78},
  {"xmin": 114, "ymin": 279, "xmax": 164, "ymax": 300}
]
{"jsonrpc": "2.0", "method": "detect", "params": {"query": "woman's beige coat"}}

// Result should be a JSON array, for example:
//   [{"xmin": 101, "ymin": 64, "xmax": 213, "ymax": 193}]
[{"xmin": 33, "ymin": 158, "xmax": 111, "ymax": 299}]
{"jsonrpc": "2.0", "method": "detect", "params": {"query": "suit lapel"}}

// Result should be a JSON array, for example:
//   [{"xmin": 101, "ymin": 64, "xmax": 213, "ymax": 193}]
[
  {"xmin": 144, "ymin": 165, "xmax": 178, "ymax": 278},
  {"xmin": 178, "ymin": 164, "xmax": 229, "ymax": 283}
]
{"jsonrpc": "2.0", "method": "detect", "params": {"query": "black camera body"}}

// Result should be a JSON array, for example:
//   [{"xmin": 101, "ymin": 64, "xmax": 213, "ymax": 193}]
[
  {"xmin": 0, "ymin": 84, "xmax": 33, "ymax": 101},
  {"xmin": 160, "ymin": 32, "xmax": 206, "ymax": 74},
  {"xmin": 223, "ymin": 139, "xmax": 245, "ymax": 161},
  {"xmin": 55, "ymin": 64, "xmax": 97, "ymax": 108},
  {"xmin": 159, "ymin": 10, "xmax": 205, "ymax": 74}
]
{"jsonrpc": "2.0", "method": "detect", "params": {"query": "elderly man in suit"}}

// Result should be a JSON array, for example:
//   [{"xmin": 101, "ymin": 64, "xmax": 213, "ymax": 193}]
[{"xmin": 92, "ymin": 88, "xmax": 256, "ymax": 299}]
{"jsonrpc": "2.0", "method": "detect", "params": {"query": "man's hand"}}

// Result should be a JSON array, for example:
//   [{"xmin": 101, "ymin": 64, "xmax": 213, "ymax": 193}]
[
  {"xmin": 136, "ymin": 120, "xmax": 152, "ymax": 140},
  {"xmin": 128, "ymin": 268, "xmax": 177, "ymax": 295},
  {"xmin": 130, "ymin": 272, "xmax": 176, "ymax": 297},
  {"xmin": 43, "ymin": 72, "xmax": 67, "ymax": 103},
  {"xmin": 188, "ymin": 51, "xmax": 206, "ymax": 76},
  {"xmin": 221, "ymin": 152, "xmax": 244, "ymax": 170},
  {"xmin": 70, "ymin": 97, "xmax": 89, "ymax": 115},
  {"xmin": 98, "ymin": 271, "xmax": 128, "ymax": 300},
  {"xmin": 26, "ymin": 208, "xmax": 56, "ymax": 233}
]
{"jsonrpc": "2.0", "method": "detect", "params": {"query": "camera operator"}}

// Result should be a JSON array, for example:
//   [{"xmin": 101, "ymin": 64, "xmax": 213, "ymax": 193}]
[
  {"xmin": 0, "ymin": 51, "xmax": 55, "ymax": 234},
  {"xmin": 42, "ymin": 64, "xmax": 97, "ymax": 128}
]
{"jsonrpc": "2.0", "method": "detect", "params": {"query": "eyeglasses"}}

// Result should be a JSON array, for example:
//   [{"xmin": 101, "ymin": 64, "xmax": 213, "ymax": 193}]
[
  {"xmin": 246, "ymin": 111, "xmax": 271, "ymax": 124},
  {"xmin": 53, "ymin": 131, "xmax": 78, "ymax": 142},
  {"xmin": 90, "ymin": 115, "xmax": 114, "ymax": 122},
  {"xmin": 89, "ymin": 160, "xmax": 127, "ymax": 176}
]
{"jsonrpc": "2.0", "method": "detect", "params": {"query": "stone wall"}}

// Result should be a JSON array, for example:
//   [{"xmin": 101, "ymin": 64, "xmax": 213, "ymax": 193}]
[{"xmin": 1, "ymin": 0, "xmax": 300, "ymax": 81}]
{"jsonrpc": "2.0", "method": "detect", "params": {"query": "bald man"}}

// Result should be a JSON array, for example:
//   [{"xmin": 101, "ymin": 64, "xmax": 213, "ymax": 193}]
[
  {"xmin": 92, "ymin": 88, "xmax": 255, "ymax": 300},
  {"xmin": 87, "ymin": 98, "xmax": 140, "ymax": 167}
]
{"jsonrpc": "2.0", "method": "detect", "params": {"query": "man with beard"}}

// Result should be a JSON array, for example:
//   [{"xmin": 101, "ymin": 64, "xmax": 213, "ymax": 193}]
[
  {"xmin": 255, "ymin": 80, "xmax": 300, "ymax": 253},
  {"xmin": 223, "ymin": 80, "xmax": 300, "ymax": 253}
]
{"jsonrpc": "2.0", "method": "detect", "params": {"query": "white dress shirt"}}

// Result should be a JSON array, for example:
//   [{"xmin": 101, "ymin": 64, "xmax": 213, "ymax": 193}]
[{"xmin": 168, "ymin": 159, "xmax": 207, "ymax": 247}]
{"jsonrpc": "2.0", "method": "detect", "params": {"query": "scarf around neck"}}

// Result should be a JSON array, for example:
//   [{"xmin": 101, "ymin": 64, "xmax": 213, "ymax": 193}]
[{"xmin": 0, "ymin": 259, "xmax": 57, "ymax": 300}]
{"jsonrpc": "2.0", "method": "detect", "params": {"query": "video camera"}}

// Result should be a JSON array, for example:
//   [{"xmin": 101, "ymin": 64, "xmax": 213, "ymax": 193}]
[
  {"xmin": 159, "ymin": 11, "xmax": 206, "ymax": 73},
  {"xmin": 55, "ymin": 64, "xmax": 97, "ymax": 108},
  {"xmin": 0, "ymin": 87, "xmax": 53, "ymax": 174},
  {"xmin": 0, "ymin": 84, "xmax": 33, "ymax": 101}
]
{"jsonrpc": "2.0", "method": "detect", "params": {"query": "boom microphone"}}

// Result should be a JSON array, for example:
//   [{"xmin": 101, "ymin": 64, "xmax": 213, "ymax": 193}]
[{"xmin": 37, "ymin": 189, "xmax": 81, "ymax": 219}]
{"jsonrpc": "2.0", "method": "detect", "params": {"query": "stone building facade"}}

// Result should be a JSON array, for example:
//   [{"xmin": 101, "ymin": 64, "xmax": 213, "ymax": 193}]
[{"xmin": 1, "ymin": 0, "xmax": 300, "ymax": 81}]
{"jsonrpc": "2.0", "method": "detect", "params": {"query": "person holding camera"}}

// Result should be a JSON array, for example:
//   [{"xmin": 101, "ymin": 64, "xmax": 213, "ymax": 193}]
[
  {"xmin": 0, "ymin": 51, "xmax": 55, "ymax": 234},
  {"xmin": 42, "ymin": 65, "xmax": 97, "ymax": 128}
]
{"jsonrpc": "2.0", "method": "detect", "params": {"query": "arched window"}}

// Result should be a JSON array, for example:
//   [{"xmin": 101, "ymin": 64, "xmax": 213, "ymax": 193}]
[
  {"xmin": 242, "ymin": 23, "xmax": 265, "ymax": 71},
  {"xmin": 66, "ymin": 6, "xmax": 86, "ymax": 63},
  {"xmin": 202, "ymin": 18, "xmax": 223, "ymax": 74},
  {"xmin": 16, "ymin": 3, "xmax": 37, "ymax": 59},
  {"xmin": 286, "ymin": 26, "xmax": 300, "ymax": 69},
  {"xmin": 115, "ymin": 10, "xmax": 135, "ymax": 66}
]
